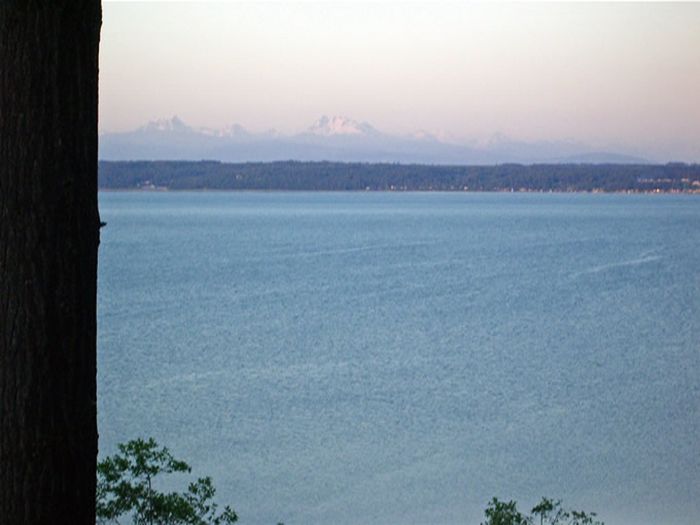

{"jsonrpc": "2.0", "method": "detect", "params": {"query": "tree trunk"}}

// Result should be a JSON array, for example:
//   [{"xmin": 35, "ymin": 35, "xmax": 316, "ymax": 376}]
[{"xmin": 0, "ymin": 2, "xmax": 102, "ymax": 523}]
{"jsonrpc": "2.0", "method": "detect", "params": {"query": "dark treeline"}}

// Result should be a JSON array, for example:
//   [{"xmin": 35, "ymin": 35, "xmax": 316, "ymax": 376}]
[{"xmin": 99, "ymin": 160, "xmax": 700, "ymax": 193}]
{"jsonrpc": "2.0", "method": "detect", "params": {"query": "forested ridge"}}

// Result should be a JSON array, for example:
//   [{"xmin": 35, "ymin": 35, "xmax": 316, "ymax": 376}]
[{"xmin": 99, "ymin": 160, "xmax": 700, "ymax": 193}]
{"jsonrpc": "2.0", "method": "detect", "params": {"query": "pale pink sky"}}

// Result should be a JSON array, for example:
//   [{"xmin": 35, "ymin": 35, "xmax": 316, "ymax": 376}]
[{"xmin": 100, "ymin": 1, "xmax": 700, "ymax": 161}]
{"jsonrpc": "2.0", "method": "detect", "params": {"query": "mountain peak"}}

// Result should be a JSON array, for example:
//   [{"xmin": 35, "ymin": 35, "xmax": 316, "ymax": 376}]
[
  {"xmin": 101, "ymin": 117, "xmax": 647, "ymax": 164},
  {"xmin": 141, "ymin": 116, "xmax": 191, "ymax": 133},
  {"xmin": 411, "ymin": 129, "xmax": 460, "ymax": 144},
  {"xmin": 200, "ymin": 123, "xmax": 249, "ymax": 138},
  {"xmin": 308, "ymin": 115, "xmax": 377, "ymax": 136}
]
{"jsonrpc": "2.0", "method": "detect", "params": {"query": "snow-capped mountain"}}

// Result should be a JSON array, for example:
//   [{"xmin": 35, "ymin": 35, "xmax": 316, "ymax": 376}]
[
  {"xmin": 99, "ymin": 115, "xmax": 647, "ymax": 164},
  {"xmin": 139, "ymin": 115, "xmax": 192, "ymax": 133},
  {"xmin": 410, "ymin": 129, "xmax": 462, "ymax": 144},
  {"xmin": 200, "ymin": 123, "xmax": 250, "ymax": 138},
  {"xmin": 307, "ymin": 115, "xmax": 378, "ymax": 137}
]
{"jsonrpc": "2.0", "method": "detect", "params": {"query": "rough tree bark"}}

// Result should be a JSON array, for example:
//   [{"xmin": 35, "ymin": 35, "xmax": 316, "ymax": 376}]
[{"xmin": 0, "ymin": 1, "xmax": 102, "ymax": 523}]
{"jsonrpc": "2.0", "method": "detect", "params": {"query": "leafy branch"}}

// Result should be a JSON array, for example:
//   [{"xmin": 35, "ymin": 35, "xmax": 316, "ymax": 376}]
[{"xmin": 97, "ymin": 438, "xmax": 237, "ymax": 525}]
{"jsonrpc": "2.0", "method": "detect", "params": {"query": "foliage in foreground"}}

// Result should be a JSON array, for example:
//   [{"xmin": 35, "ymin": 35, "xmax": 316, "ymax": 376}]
[
  {"xmin": 97, "ymin": 438, "xmax": 237, "ymax": 525},
  {"xmin": 482, "ymin": 496, "xmax": 604, "ymax": 525},
  {"xmin": 97, "ymin": 438, "xmax": 604, "ymax": 525}
]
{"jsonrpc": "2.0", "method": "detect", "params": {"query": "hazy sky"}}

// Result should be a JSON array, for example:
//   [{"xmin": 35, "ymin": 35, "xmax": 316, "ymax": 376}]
[{"xmin": 100, "ymin": 1, "xmax": 700, "ymax": 161}]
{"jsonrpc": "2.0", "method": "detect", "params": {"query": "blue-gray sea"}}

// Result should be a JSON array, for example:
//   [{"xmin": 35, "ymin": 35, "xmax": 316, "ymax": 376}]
[{"xmin": 97, "ymin": 192, "xmax": 699, "ymax": 525}]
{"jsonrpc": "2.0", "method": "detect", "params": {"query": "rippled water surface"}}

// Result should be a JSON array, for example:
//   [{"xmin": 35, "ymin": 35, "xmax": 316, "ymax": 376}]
[{"xmin": 98, "ymin": 192, "xmax": 700, "ymax": 525}]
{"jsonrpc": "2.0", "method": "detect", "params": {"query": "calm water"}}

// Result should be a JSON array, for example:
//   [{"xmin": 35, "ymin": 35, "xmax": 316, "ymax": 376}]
[{"xmin": 98, "ymin": 192, "xmax": 699, "ymax": 525}]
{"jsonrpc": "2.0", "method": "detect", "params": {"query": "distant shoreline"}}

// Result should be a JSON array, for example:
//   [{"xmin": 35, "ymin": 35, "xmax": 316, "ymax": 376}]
[
  {"xmin": 98, "ymin": 160, "xmax": 700, "ymax": 194},
  {"xmin": 98, "ymin": 188, "xmax": 699, "ymax": 195}
]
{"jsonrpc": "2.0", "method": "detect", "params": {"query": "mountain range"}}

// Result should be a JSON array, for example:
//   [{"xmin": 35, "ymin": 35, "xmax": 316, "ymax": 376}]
[{"xmin": 99, "ymin": 115, "xmax": 647, "ymax": 164}]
